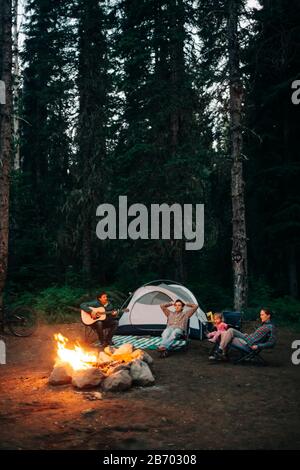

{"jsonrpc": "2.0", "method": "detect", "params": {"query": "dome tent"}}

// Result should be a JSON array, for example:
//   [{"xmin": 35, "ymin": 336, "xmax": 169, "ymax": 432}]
[{"xmin": 117, "ymin": 280, "xmax": 208, "ymax": 340}]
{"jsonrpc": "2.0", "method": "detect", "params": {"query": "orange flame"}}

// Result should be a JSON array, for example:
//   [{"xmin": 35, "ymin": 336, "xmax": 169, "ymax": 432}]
[{"xmin": 54, "ymin": 333, "xmax": 98, "ymax": 371}]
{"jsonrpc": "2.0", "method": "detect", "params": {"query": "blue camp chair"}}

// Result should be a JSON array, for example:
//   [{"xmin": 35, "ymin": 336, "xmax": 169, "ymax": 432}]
[
  {"xmin": 222, "ymin": 311, "xmax": 242, "ymax": 330},
  {"xmin": 205, "ymin": 311, "xmax": 242, "ymax": 334}
]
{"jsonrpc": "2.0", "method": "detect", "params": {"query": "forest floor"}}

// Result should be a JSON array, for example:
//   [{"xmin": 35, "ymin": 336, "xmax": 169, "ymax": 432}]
[{"xmin": 0, "ymin": 322, "xmax": 300, "ymax": 450}]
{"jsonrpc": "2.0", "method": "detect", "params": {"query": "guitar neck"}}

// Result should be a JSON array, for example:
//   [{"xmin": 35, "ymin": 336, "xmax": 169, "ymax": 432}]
[
  {"xmin": 95, "ymin": 308, "xmax": 123, "ymax": 316},
  {"xmin": 90, "ymin": 307, "xmax": 127, "ymax": 318}
]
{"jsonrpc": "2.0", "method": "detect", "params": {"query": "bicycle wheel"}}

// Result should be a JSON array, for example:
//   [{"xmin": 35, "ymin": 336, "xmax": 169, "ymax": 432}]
[{"xmin": 8, "ymin": 307, "xmax": 38, "ymax": 337}]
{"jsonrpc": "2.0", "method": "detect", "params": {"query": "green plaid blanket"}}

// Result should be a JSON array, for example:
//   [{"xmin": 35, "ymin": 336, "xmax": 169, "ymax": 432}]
[{"xmin": 94, "ymin": 335, "xmax": 186, "ymax": 350}]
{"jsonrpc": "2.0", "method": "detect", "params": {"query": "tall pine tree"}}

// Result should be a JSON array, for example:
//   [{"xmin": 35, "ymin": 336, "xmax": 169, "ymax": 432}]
[
  {"xmin": 0, "ymin": 0, "xmax": 12, "ymax": 312},
  {"xmin": 244, "ymin": 0, "xmax": 300, "ymax": 298},
  {"xmin": 110, "ymin": 0, "xmax": 212, "ymax": 284},
  {"xmin": 13, "ymin": 0, "xmax": 75, "ymax": 286}
]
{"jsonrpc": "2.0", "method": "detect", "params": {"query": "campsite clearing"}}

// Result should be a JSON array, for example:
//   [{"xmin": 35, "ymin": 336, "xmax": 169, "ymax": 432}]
[{"xmin": 0, "ymin": 322, "xmax": 299, "ymax": 450}]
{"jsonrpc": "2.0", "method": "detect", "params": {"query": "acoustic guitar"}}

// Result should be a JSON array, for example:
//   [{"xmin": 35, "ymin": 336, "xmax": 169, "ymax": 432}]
[{"xmin": 81, "ymin": 306, "xmax": 129, "ymax": 326}]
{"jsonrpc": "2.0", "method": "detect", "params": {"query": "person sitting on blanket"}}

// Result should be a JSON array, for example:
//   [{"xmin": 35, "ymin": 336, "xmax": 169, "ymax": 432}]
[
  {"xmin": 210, "ymin": 308, "xmax": 276, "ymax": 360},
  {"xmin": 206, "ymin": 312, "xmax": 228, "ymax": 343},
  {"xmin": 158, "ymin": 299, "xmax": 198, "ymax": 351}
]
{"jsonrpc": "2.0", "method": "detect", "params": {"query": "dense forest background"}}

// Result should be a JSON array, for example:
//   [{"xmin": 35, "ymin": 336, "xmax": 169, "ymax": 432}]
[{"xmin": 1, "ymin": 0, "xmax": 300, "ymax": 324}]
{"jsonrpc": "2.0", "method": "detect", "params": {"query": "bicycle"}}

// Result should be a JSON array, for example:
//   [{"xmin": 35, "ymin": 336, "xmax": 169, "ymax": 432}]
[{"xmin": 0, "ymin": 304, "xmax": 38, "ymax": 337}]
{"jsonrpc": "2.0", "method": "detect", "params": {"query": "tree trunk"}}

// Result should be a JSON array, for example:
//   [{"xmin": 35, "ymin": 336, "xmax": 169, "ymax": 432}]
[
  {"xmin": 153, "ymin": 0, "xmax": 168, "ymax": 150},
  {"xmin": 169, "ymin": 0, "xmax": 186, "ymax": 282},
  {"xmin": 227, "ymin": 0, "xmax": 248, "ymax": 311},
  {"xmin": 12, "ymin": 0, "xmax": 20, "ymax": 170},
  {"xmin": 169, "ymin": 0, "xmax": 184, "ymax": 157},
  {"xmin": 0, "ymin": 0, "xmax": 12, "ymax": 315},
  {"xmin": 77, "ymin": 0, "xmax": 107, "ymax": 283}
]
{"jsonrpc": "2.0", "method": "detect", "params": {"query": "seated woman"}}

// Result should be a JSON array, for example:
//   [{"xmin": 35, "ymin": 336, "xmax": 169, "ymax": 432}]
[
  {"xmin": 211, "ymin": 308, "xmax": 276, "ymax": 360},
  {"xmin": 158, "ymin": 299, "xmax": 198, "ymax": 351}
]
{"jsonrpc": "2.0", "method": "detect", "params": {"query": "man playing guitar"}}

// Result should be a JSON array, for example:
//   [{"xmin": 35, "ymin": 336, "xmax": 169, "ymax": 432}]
[{"xmin": 80, "ymin": 292, "xmax": 119, "ymax": 347}]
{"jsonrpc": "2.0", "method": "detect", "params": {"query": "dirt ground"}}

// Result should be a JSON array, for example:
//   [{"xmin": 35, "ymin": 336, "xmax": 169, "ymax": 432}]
[{"xmin": 0, "ymin": 322, "xmax": 300, "ymax": 450}]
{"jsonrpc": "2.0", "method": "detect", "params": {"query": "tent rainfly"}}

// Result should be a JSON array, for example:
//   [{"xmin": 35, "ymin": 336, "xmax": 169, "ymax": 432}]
[{"xmin": 117, "ymin": 281, "xmax": 208, "ymax": 340}]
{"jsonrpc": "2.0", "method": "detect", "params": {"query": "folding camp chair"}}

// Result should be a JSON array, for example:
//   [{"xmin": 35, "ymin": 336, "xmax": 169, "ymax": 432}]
[
  {"xmin": 83, "ymin": 323, "xmax": 95, "ymax": 344},
  {"xmin": 82, "ymin": 322, "xmax": 112, "ymax": 347},
  {"xmin": 158, "ymin": 320, "xmax": 190, "ymax": 358},
  {"xmin": 229, "ymin": 340, "xmax": 274, "ymax": 365},
  {"xmin": 208, "ymin": 339, "xmax": 272, "ymax": 365}
]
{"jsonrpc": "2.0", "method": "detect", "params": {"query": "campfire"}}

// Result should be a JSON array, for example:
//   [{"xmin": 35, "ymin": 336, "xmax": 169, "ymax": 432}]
[
  {"xmin": 49, "ymin": 333, "xmax": 155, "ymax": 392},
  {"xmin": 55, "ymin": 333, "xmax": 98, "ymax": 370}
]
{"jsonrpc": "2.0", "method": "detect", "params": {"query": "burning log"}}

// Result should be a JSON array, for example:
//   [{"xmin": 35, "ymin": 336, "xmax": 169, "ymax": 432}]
[
  {"xmin": 98, "ymin": 351, "xmax": 113, "ymax": 363},
  {"xmin": 113, "ymin": 343, "xmax": 133, "ymax": 355}
]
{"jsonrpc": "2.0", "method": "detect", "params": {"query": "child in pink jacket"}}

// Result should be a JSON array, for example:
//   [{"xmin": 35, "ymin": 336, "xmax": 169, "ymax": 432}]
[{"xmin": 206, "ymin": 312, "xmax": 228, "ymax": 343}]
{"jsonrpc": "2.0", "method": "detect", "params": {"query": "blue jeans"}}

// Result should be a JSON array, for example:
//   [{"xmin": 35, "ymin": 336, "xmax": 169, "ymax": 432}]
[{"xmin": 160, "ymin": 326, "xmax": 183, "ymax": 349}]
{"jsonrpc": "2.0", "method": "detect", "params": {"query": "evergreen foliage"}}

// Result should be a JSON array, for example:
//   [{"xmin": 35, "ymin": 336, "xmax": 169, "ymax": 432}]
[{"xmin": 2, "ymin": 0, "xmax": 299, "ymax": 320}]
